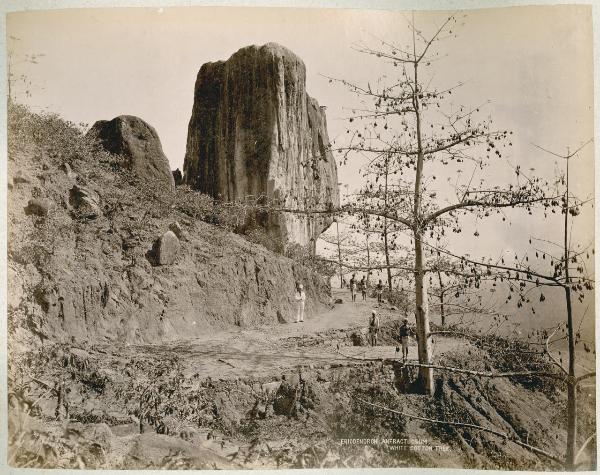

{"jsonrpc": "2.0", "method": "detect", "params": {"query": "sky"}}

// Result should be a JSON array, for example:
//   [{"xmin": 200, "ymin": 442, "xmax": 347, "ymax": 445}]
[{"xmin": 6, "ymin": 4, "xmax": 595, "ymax": 331}]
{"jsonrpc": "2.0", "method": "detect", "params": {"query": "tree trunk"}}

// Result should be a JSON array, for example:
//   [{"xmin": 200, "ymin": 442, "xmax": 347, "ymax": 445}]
[
  {"xmin": 565, "ymin": 288, "xmax": 576, "ymax": 469},
  {"xmin": 564, "ymin": 154, "xmax": 576, "ymax": 470},
  {"xmin": 414, "ymin": 232, "xmax": 434, "ymax": 395},
  {"xmin": 365, "ymin": 235, "xmax": 371, "ymax": 288},
  {"xmin": 383, "ymin": 154, "xmax": 393, "ymax": 291},
  {"xmin": 566, "ymin": 378, "xmax": 577, "ymax": 469},
  {"xmin": 336, "ymin": 220, "xmax": 343, "ymax": 288},
  {"xmin": 384, "ymin": 223, "xmax": 393, "ymax": 291},
  {"xmin": 437, "ymin": 271, "xmax": 445, "ymax": 326},
  {"xmin": 411, "ymin": 33, "xmax": 434, "ymax": 395}
]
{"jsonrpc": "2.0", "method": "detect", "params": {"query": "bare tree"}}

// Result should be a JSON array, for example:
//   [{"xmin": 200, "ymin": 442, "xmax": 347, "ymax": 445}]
[
  {"xmin": 328, "ymin": 12, "xmax": 555, "ymax": 393},
  {"xmin": 417, "ymin": 141, "xmax": 594, "ymax": 468},
  {"xmin": 319, "ymin": 218, "xmax": 352, "ymax": 288}
]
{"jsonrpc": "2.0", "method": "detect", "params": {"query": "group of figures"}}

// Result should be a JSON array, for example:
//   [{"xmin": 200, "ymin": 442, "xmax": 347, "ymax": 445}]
[
  {"xmin": 294, "ymin": 276, "xmax": 415, "ymax": 362},
  {"xmin": 345, "ymin": 274, "xmax": 385, "ymax": 303},
  {"xmin": 367, "ymin": 311, "xmax": 415, "ymax": 362}
]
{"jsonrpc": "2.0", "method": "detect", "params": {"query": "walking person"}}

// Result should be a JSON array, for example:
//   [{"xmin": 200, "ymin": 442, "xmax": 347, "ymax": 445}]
[
  {"xmin": 349, "ymin": 274, "xmax": 357, "ymax": 302},
  {"xmin": 376, "ymin": 280, "xmax": 384, "ymax": 304},
  {"xmin": 294, "ymin": 283, "xmax": 306, "ymax": 323},
  {"xmin": 368, "ymin": 310, "xmax": 380, "ymax": 346},
  {"xmin": 398, "ymin": 317, "xmax": 416, "ymax": 362},
  {"xmin": 359, "ymin": 276, "xmax": 367, "ymax": 301}
]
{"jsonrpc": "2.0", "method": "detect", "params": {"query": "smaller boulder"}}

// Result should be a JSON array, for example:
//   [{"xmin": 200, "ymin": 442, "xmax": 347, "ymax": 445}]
[
  {"xmin": 277, "ymin": 310, "xmax": 287, "ymax": 324},
  {"xmin": 172, "ymin": 168, "xmax": 183, "ymax": 186},
  {"xmin": 168, "ymin": 221, "xmax": 185, "ymax": 240},
  {"xmin": 350, "ymin": 331, "xmax": 366, "ymax": 347},
  {"xmin": 334, "ymin": 298, "xmax": 343, "ymax": 304},
  {"xmin": 69, "ymin": 184, "xmax": 101, "ymax": 218},
  {"xmin": 25, "ymin": 198, "xmax": 49, "ymax": 217},
  {"xmin": 273, "ymin": 380, "xmax": 299, "ymax": 417},
  {"xmin": 212, "ymin": 393, "xmax": 240, "ymax": 430},
  {"xmin": 152, "ymin": 230, "xmax": 180, "ymax": 265}
]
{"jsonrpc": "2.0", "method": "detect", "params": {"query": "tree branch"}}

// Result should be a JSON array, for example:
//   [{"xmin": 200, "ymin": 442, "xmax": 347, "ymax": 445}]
[
  {"xmin": 544, "ymin": 326, "xmax": 569, "ymax": 377},
  {"xmin": 402, "ymin": 362, "xmax": 565, "ymax": 381},
  {"xmin": 574, "ymin": 433, "xmax": 596, "ymax": 467},
  {"xmin": 425, "ymin": 195, "xmax": 556, "ymax": 225},
  {"xmin": 335, "ymin": 350, "xmax": 565, "ymax": 381},
  {"xmin": 575, "ymin": 372, "xmax": 596, "ymax": 383}
]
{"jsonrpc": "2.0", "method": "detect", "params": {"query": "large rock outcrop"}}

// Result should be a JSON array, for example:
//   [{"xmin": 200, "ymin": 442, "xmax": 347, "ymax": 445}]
[
  {"xmin": 183, "ymin": 43, "xmax": 339, "ymax": 250},
  {"xmin": 88, "ymin": 115, "xmax": 175, "ymax": 189}
]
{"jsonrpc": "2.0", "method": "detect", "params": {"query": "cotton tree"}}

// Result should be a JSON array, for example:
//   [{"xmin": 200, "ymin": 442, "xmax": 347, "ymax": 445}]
[
  {"xmin": 319, "ymin": 218, "xmax": 353, "ymax": 288},
  {"xmin": 357, "ymin": 152, "xmax": 407, "ymax": 291},
  {"xmin": 327, "ymin": 13, "xmax": 557, "ymax": 394},
  {"xmin": 402, "ymin": 139, "xmax": 593, "ymax": 468}
]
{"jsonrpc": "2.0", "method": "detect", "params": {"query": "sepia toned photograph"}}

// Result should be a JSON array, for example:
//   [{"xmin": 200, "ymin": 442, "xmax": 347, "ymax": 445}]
[{"xmin": 4, "ymin": 2, "xmax": 596, "ymax": 471}]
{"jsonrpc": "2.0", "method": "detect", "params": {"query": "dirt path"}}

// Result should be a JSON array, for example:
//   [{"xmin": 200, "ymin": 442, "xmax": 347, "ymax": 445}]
[{"xmin": 114, "ymin": 288, "xmax": 464, "ymax": 380}]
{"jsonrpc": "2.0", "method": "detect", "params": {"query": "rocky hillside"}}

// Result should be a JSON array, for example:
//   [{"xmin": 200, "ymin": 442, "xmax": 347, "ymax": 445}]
[
  {"xmin": 183, "ymin": 43, "xmax": 339, "ymax": 251},
  {"xmin": 7, "ymin": 102, "xmax": 332, "ymax": 346}
]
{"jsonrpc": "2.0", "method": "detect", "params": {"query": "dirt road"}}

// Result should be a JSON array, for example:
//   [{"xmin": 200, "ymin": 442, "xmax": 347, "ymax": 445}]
[{"xmin": 116, "ymin": 288, "xmax": 464, "ymax": 380}]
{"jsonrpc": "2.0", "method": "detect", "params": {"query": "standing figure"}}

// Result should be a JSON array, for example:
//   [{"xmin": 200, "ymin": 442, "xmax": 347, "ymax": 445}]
[
  {"xmin": 376, "ymin": 280, "xmax": 384, "ymax": 304},
  {"xmin": 399, "ymin": 317, "xmax": 416, "ymax": 362},
  {"xmin": 295, "ymin": 283, "xmax": 306, "ymax": 323},
  {"xmin": 359, "ymin": 276, "xmax": 367, "ymax": 301},
  {"xmin": 368, "ymin": 310, "xmax": 380, "ymax": 346},
  {"xmin": 349, "ymin": 274, "xmax": 357, "ymax": 302}
]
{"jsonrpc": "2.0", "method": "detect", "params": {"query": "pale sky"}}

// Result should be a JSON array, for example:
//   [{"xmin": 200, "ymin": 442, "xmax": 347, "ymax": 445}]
[
  {"xmin": 7, "ymin": 6, "xmax": 593, "ymax": 168},
  {"xmin": 7, "ymin": 4, "xmax": 595, "ymax": 266}
]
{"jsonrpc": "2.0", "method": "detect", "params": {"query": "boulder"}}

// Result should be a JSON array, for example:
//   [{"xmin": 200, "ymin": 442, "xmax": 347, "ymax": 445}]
[
  {"xmin": 350, "ymin": 331, "xmax": 366, "ymax": 347},
  {"xmin": 24, "ymin": 198, "xmax": 49, "ymax": 216},
  {"xmin": 183, "ymin": 43, "xmax": 339, "ymax": 249},
  {"xmin": 277, "ymin": 310, "xmax": 287, "ymax": 324},
  {"xmin": 272, "ymin": 375, "xmax": 320, "ymax": 417},
  {"xmin": 172, "ymin": 168, "xmax": 183, "ymax": 186},
  {"xmin": 334, "ymin": 298, "xmax": 343, "ymax": 304},
  {"xmin": 168, "ymin": 221, "xmax": 185, "ymax": 240},
  {"xmin": 152, "ymin": 230, "xmax": 180, "ymax": 266},
  {"xmin": 212, "ymin": 393, "xmax": 241, "ymax": 430},
  {"xmin": 272, "ymin": 380, "xmax": 299, "ymax": 417},
  {"xmin": 69, "ymin": 184, "xmax": 102, "ymax": 218},
  {"xmin": 87, "ymin": 115, "xmax": 174, "ymax": 189}
]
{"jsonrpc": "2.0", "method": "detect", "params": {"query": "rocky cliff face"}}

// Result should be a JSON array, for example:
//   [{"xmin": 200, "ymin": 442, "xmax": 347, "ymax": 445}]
[
  {"xmin": 183, "ymin": 43, "xmax": 339, "ymax": 249},
  {"xmin": 88, "ymin": 115, "xmax": 175, "ymax": 189}
]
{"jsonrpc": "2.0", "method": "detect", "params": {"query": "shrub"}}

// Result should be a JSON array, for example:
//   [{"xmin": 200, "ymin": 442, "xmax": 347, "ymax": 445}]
[{"xmin": 8, "ymin": 100, "xmax": 107, "ymax": 167}]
